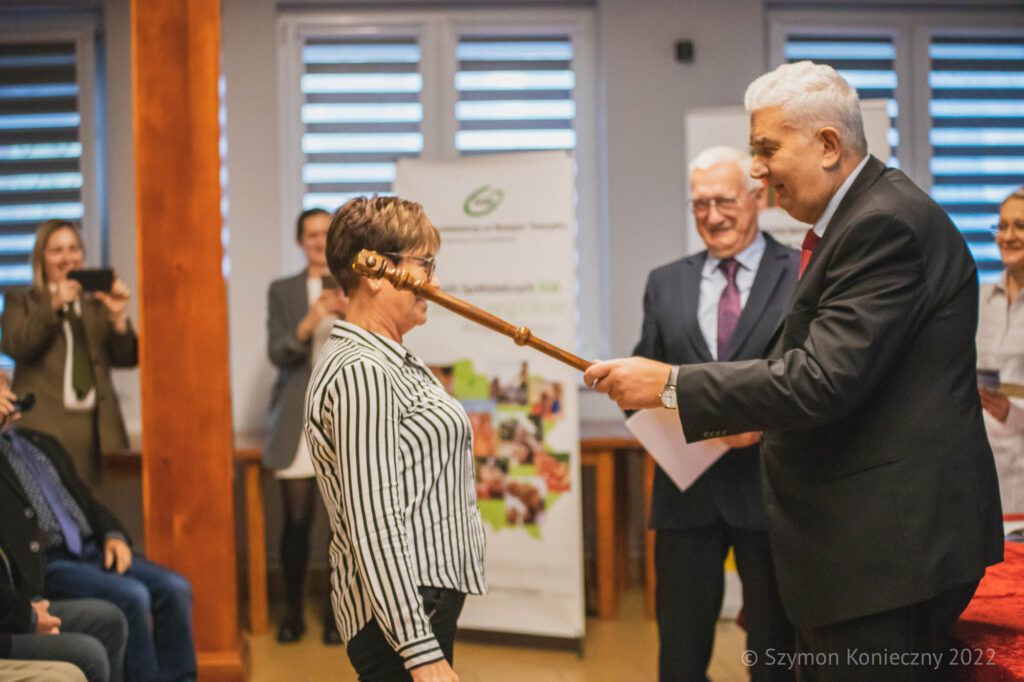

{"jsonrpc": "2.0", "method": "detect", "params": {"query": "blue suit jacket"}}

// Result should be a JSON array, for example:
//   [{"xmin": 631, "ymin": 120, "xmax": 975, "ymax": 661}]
[{"xmin": 634, "ymin": 232, "xmax": 799, "ymax": 530}]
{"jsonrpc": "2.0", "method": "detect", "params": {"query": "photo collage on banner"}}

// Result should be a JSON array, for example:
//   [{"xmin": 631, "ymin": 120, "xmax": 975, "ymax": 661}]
[{"xmin": 396, "ymin": 152, "xmax": 585, "ymax": 641}]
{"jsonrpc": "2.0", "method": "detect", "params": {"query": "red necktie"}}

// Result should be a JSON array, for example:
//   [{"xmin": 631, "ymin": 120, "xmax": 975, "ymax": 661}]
[
  {"xmin": 717, "ymin": 258, "xmax": 741, "ymax": 361},
  {"xmin": 799, "ymin": 229, "xmax": 820, "ymax": 278}
]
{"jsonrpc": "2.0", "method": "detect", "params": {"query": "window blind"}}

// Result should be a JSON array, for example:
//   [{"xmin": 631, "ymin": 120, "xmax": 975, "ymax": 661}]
[
  {"xmin": 929, "ymin": 36, "xmax": 1024, "ymax": 281},
  {"xmin": 0, "ymin": 40, "xmax": 83, "ymax": 291},
  {"xmin": 455, "ymin": 35, "xmax": 576, "ymax": 155},
  {"xmin": 300, "ymin": 36, "xmax": 423, "ymax": 211}
]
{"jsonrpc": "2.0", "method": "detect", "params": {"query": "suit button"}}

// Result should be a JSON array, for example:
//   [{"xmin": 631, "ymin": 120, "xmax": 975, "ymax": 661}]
[
  {"xmin": 29, "ymin": 541, "xmax": 40, "ymax": 553},
  {"xmin": 24, "ymin": 508, "xmax": 34, "ymax": 519}
]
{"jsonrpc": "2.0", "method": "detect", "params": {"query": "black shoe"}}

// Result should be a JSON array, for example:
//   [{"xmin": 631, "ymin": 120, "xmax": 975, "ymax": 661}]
[
  {"xmin": 277, "ymin": 614, "xmax": 306, "ymax": 644},
  {"xmin": 322, "ymin": 619, "xmax": 342, "ymax": 646}
]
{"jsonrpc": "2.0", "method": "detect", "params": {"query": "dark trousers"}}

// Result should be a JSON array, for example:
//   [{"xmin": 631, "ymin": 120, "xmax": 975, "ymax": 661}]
[
  {"xmin": 655, "ymin": 522, "xmax": 794, "ymax": 682},
  {"xmin": 44, "ymin": 542, "xmax": 196, "ymax": 682},
  {"xmin": 8, "ymin": 598, "xmax": 127, "ymax": 682},
  {"xmin": 346, "ymin": 587, "xmax": 466, "ymax": 682},
  {"xmin": 793, "ymin": 580, "xmax": 979, "ymax": 682}
]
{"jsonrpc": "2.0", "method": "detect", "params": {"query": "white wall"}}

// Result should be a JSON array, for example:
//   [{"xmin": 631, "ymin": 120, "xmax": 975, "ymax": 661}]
[
  {"xmin": 103, "ymin": 0, "xmax": 141, "ymax": 437},
  {"xmin": 221, "ymin": 0, "xmax": 281, "ymax": 435},
  {"xmin": 599, "ymin": 0, "xmax": 765, "ymax": 358}
]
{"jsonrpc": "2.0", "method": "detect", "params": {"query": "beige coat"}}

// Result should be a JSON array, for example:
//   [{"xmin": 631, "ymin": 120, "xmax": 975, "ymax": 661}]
[{"xmin": 0, "ymin": 287, "xmax": 137, "ymax": 454}]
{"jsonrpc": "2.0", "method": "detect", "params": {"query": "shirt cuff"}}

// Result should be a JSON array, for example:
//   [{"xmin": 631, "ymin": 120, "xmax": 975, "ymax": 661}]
[
  {"xmin": 103, "ymin": 532, "xmax": 129, "ymax": 545},
  {"xmin": 398, "ymin": 635, "xmax": 444, "ymax": 671}
]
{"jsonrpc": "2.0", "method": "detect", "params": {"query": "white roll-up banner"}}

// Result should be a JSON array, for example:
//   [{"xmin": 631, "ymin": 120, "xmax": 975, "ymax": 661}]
[{"xmin": 395, "ymin": 151, "xmax": 585, "ymax": 640}]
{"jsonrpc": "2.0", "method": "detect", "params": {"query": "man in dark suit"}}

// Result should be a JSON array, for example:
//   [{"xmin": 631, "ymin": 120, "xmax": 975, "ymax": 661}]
[
  {"xmin": 586, "ymin": 61, "xmax": 1004, "ymax": 681},
  {"xmin": 636, "ymin": 145, "xmax": 796, "ymax": 681},
  {"xmin": 0, "ymin": 375, "xmax": 128, "ymax": 682},
  {"xmin": 0, "ymin": 370, "xmax": 196, "ymax": 682}
]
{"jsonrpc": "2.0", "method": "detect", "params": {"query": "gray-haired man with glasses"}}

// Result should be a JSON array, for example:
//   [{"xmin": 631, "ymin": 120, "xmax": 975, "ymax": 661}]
[{"xmin": 635, "ymin": 145, "xmax": 798, "ymax": 681}]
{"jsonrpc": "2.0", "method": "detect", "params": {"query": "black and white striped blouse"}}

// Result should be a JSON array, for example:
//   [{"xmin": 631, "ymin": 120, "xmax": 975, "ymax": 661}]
[{"xmin": 304, "ymin": 320, "xmax": 486, "ymax": 670}]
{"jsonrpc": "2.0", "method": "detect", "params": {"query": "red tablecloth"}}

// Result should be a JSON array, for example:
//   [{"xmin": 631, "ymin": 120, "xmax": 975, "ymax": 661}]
[{"xmin": 948, "ymin": 542, "xmax": 1024, "ymax": 681}]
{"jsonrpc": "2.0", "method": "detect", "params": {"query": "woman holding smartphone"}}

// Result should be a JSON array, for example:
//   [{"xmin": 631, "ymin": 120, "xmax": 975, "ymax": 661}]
[
  {"xmin": 0, "ymin": 219, "xmax": 136, "ymax": 482},
  {"xmin": 265, "ymin": 207, "xmax": 349, "ymax": 644}
]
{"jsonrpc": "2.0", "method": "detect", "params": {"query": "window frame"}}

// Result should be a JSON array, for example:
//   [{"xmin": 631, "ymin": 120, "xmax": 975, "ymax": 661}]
[
  {"xmin": 276, "ymin": 8, "xmax": 603, "ymax": 359},
  {"xmin": 768, "ymin": 8, "xmax": 1024, "ymax": 194},
  {"xmin": 769, "ymin": 8, "xmax": 1024, "ymax": 282}
]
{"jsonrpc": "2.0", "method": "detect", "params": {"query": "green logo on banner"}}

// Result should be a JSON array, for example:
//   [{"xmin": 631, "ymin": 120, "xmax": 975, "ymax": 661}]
[{"xmin": 463, "ymin": 185, "xmax": 504, "ymax": 217}]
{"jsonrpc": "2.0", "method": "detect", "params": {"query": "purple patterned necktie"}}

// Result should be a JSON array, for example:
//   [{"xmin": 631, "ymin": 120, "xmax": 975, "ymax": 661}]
[
  {"xmin": 4, "ymin": 432, "xmax": 83, "ymax": 555},
  {"xmin": 717, "ymin": 257, "xmax": 741, "ymax": 361}
]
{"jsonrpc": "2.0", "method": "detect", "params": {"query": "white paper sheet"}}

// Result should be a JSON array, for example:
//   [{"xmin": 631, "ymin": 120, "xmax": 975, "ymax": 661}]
[{"xmin": 625, "ymin": 408, "xmax": 728, "ymax": 492}]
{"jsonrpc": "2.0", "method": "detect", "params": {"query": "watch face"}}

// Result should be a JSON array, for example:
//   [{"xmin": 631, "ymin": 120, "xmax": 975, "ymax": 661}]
[{"xmin": 660, "ymin": 386, "xmax": 677, "ymax": 409}]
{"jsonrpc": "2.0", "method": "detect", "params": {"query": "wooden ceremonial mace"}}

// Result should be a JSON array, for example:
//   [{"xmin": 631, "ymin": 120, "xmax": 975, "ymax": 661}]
[{"xmin": 353, "ymin": 249, "xmax": 593, "ymax": 372}]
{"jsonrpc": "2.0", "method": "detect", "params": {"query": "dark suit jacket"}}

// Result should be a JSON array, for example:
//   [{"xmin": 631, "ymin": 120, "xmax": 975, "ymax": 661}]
[
  {"xmin": 264, "ymin": 270, "xmax": 314, "ymax": 470},
  {"xmin": 0, "ymin": 546, "xmax": 30, "ymax": 657},
  {"xmin": 0, "ymin": 427, "xmax": 128, "ymax": 654},
  {"xmin": 674, "ymin": 156, "xmax": 1005, "ymax": 627},
  {"xmin": 634, "ymin": 233, "xmax": 799, "ymax": 530},
  {"xmin": 0, "ymin": 288, "xmax": 137, "ymax": 454}
]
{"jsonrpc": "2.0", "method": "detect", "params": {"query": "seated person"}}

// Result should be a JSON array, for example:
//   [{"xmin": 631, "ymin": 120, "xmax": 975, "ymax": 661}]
[
  {"xmin": 0, "ymin": 370, "xmax": 196, "ymax": 682},
  {"xmin": 1, "ymin": 591, "xmax": 126, "ymax": 682}
]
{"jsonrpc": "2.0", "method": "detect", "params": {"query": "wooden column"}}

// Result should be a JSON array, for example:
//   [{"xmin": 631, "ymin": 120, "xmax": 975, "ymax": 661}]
[{"xmin": 131, "ymin": 1, "xmax": 243, "ymax": 679}]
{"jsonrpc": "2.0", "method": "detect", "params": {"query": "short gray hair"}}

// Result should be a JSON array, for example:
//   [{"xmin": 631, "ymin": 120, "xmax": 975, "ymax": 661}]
[
  {"xmin": 689, "ymin": 145, "xmax": 761, "ymax": 192},
  {"xmin": 744, "ymin": 60, "xmax": 868, "ymax": 157}
]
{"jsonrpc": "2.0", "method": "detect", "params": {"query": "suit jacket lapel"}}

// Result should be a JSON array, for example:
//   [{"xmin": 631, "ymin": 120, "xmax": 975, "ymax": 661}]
[
  {"xmin": 0, "ymin": 440, "xmax": 31, "ymax": 507},
  {"xmin": 729, "ymin": 235, "xmax": 789, "ymax": 360},
  {"xmin": 798, "ymin": 155, "xmax": 886, "ymax": 285},
  {"xmin": 679, "ymin": 253, "xmax": 714, "ymax": 363},
  {"xmin": 287, "ymin": 269, "xmax": 309, "ymax": 306}
]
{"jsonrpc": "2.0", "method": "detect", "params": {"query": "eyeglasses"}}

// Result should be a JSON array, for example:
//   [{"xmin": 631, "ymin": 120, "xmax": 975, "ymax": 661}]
[
  {"xmin": 691, "ymin": 196, "xmax": 739, "ymax": 215},
  {"xmin": 380, "ymin": 252, "xmax": 436, "ymax": 280},
  {"xmin": 990, "ymin": 221, "xmax": 1024, "ymax": 238}
]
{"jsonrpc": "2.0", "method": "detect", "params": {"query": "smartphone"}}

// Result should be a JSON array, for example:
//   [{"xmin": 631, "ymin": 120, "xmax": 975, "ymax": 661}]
[
  {"xmin": 322, "ymin": 274, "xmax": 340, "ymax": 291},
  {"xmin": 12, "ymin": 393, "xmax": 34, "ymax": 413},
  {"xmin": 67, "ymin": 268, "xmax": 114, "ymax": 293},
  {"xmin": 977, "ymin": 368, "xmax": 1001, "ymax": 392}
]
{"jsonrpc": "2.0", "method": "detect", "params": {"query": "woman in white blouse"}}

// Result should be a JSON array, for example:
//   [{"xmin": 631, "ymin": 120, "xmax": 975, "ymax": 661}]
[
  {"xmin": 977, "ymin": 187, "xmax": 1024, "ymax": 513},
  {"xmin": 305, "ymin": 196, "xmax": 485, "ymax": 682}
]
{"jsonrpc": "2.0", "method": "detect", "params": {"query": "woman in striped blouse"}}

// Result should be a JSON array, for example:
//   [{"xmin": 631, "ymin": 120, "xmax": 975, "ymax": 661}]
[{"xmin": 305, "ymin": 196, "xmax": 486, "ymax": 682}]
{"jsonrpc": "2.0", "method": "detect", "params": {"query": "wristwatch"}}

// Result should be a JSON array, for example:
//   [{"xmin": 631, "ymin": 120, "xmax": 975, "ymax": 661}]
[{"xmin": 660, "ymin": 365, "xmax": 679, "ymax": 409}]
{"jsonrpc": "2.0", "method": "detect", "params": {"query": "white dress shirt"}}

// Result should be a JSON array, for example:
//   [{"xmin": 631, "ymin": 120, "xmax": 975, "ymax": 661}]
[
  {"xmin": 811, "ymin": 154, "xmax": 871, "ymax": 240},
  {"xmin": 977, "ymin": 272, "xmax": 1024, "ymax": 513}
]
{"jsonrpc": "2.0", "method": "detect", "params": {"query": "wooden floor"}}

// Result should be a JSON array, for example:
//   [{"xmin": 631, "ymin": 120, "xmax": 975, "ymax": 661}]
[{"xmin": 247, "ymin": 588, "xmax": 750, "ymax": 681}]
